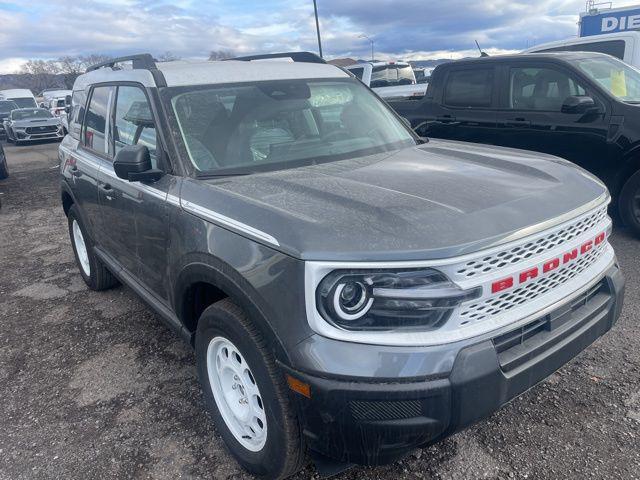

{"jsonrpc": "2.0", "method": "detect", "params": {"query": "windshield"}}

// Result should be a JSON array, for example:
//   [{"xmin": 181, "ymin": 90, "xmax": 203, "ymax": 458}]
[
  {"xmin": 165, "ymin": 78, "xmax": 416, "ymax": 175},
  {"xmin": 11, "ymin": 97, "xmax": 37, "ymax": 109},
  {"xmin": 572, "ymin": 56, "xmax": 640, "ymax": 102},
  {"xmin": 0, "ymin": 101, "xmax": 18, "ymax": 113},
  {"xmin": 11, "ymin": 109, "xmax": 53, "ymax": 120},
  {"xmin": 370, "ymin": 65, "xmax": 415, "ymax": 88}
]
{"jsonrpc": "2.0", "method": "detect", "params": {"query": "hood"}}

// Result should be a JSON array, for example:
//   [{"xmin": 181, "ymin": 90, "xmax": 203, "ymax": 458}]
[
  {"xmin": 11, "ymin": 117, "xmax": 60, "ymax": 127},
  {"xmin": 180, "ymin": 139, "xmax": 608, "ymax": 261}
]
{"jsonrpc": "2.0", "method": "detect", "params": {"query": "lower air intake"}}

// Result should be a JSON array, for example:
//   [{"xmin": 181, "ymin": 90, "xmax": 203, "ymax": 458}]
[{"xmin": 350, "ymin": 400, "xmax": 422, "ymax": 421}]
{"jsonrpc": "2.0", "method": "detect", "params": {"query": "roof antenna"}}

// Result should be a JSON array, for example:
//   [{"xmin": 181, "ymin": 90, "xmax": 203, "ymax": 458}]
[{"xmin": 475, "ymin": 40, "xmax": 489, "ymax": 57}]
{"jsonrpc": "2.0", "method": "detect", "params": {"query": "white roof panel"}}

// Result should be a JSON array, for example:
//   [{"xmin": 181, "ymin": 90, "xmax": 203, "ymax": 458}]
[{"xmin": 158, "ymin": 60, "xmax": 349, "ymax": 87}]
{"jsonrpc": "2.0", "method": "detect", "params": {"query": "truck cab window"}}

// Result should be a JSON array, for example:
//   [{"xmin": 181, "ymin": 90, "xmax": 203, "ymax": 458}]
[
  {"xmin": 444, "ymin": 69, "xmax": 493, "ymax": 108},
  {"xmin": 509, "ymin": 67, "xmax": 585, "ymax": 111}
]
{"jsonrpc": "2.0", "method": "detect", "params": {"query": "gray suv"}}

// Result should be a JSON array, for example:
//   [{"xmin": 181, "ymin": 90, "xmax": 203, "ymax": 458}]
[{"xmin": 59, "ymin": 53, "xmax": 625, "ymax": 479}]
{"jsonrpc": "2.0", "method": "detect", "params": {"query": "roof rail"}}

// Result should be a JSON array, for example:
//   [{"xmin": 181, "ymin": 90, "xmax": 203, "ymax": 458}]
[
  {"xmin": 85, "ymin": 54, "xmax": 157, "ymax": 73},
  {"xmin": 229, "ymin": 51, "xmax": 326, "ymax": 64}
]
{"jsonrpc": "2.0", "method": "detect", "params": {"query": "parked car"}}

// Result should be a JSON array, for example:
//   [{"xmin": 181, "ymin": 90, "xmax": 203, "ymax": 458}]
[
  {"xmin": 523, "ymin": 31, "xmax": 640, "ymax": 67},
  {"xmin": 0, "ymin": 99, "xmax": 18, "ymax": 137},
  {"xmin": 389, "ymin": 51, "xmax": 640, "ymax": 238},
  {"xmin": 345, "ymin": 61, "xmax": 428, "ymax": 99},
  {"xmin": 4, "ymin": 108, "xmax": 64, "ymax": 144},
  {"xmin": 43, "ymin": 95, "xmax": 71, "ymax": 117},
  {"xmin": 39, "ymin": 88, "xmax": 72, "ymax": 100},
  {"xmin": 0, "ymin": 141, "xmax": 7, "ymax": 180},
  {"xmin": 0, "ymin": 88, "xmax": 38, "ymax": 109},
  {"xmin": 60, "ymin": 52, "xmax": 624, "ymax": 479},
  {"xmin": 413, "ymin": 66, "xmax": 434, "ymax": 84}
]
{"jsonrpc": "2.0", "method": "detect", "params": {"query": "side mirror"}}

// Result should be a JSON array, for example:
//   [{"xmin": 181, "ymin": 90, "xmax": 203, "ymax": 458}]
[
  {"xmin": 561, "ymin": 95, "xmax": 599, "ymax": 114},
  {"xmin": 39, "ymin": 102, "xmax": 46, "ymax": 108},
  {"xmin": 113, "ymin": 144, "xmax": 162, "ymax": 182}
]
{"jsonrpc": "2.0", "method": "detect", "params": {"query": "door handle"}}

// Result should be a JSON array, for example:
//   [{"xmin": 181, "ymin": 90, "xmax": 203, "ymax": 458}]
[
  {"xmin": 99, "ymin": 183, "xmax": 113, "ymax": 201},
  {"xmin": 505, "ymin": 118, "xmax": 531, "ymax": 127},
  {"xmin": 435, "ymin": 116, "xmax": 461, "ymax": 126}
]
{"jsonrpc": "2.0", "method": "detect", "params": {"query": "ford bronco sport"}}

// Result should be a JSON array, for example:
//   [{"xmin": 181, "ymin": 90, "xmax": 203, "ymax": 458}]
[{"xmin": 59, "ymin": 53, "xmax": 625, "ymax": 479}]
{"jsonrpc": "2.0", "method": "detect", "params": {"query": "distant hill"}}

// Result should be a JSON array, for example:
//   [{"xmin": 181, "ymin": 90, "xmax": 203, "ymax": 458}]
[
  {"xmin": 328, "ymin": 57, "xmax": 454, "ymax": 69},
  {"xmin": 409, "ymin": 59, "xmax": 453, "ymax": 68}
]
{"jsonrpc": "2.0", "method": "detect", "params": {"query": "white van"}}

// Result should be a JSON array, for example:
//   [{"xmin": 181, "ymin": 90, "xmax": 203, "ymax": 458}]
[
  {"xmin": 523, "ymin": 31, "xmax": 640, "ymax": 68},
  {"xmin": 0, "ymin": 89, "xmax": 38, "ymax": 109}
]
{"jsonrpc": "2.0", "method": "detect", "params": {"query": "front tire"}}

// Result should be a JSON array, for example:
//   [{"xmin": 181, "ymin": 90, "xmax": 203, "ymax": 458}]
[
  {"xmin": 0, "ymin": 155, "xmax": 8, "ymax": 180},
  {"xmin": 195, "ymin": 299, "xmax": 306, "ymax": 479},
  {"xmin": 67, "ymin": 204, "xmax": 119, "ymax": 291},
  {"xmin": 619, "ymin": 170, "xmax": 640, "ymax": 238}
]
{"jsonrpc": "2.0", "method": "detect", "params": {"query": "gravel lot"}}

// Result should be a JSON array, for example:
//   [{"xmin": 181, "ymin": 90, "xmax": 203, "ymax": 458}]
[{"xmin": 0, "ymin": 141, "xmax": 638, "ymax": 480}]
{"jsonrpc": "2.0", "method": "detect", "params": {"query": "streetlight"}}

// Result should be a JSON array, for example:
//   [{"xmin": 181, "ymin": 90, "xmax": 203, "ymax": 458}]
[
  {"xmin": 313, "ymin": 0, "xmax": 323, "ymax": 58},
  {"xmin": 359, "ymin": 34, "xmax": 374, "ymax": 61}
]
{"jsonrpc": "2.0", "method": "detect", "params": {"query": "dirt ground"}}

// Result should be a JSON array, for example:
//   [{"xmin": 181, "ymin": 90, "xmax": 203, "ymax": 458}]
[{"xmin": 0, "ymin": 141, "xmax": 638, "ymax": 480}]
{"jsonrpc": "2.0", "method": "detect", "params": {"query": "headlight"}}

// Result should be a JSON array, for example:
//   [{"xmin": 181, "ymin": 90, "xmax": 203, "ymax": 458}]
[{"xmin": 316, "ymin": 268, "xmax": 481, "ymax": 331}]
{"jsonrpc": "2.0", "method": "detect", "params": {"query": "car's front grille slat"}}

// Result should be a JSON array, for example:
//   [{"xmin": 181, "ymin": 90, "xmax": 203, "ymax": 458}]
[{"xmin": 454, "ymin": 206, "xmax": 608, "ymax": 279}]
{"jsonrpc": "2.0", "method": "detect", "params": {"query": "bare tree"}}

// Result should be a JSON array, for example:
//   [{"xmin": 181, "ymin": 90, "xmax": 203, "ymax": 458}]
[
  {"xmin": 157, "ymin": 51, "xmax": 180, "ymax": 62},
  {"xmin": 56, "ymin": 54, "xmax": 113, "ymax": 88},
  {"xmin": 208, "ymin": 50, "xmax": 235, "ymax": 61}
]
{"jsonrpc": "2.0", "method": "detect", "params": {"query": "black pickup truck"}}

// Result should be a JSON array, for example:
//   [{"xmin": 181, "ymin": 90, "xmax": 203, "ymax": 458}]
[{"xmin": 388, "ymin": 52, "xmax": 640, "ymax": 237}]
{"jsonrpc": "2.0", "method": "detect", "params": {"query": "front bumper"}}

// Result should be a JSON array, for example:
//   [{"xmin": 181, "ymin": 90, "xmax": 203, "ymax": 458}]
[{"xmin": 285, "ymin": 263, "xmax": 624, "ymax": 465}]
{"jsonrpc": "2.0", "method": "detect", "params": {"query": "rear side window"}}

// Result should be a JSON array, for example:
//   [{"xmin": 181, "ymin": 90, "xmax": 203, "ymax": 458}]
[
  {"xmin": 536, "ymin": 40, "xmax": 626, "ymax": 60},
  {"xmin": 69, "ymin": 90, "xmax": 87, "ymax": 140},
  {"xmin": 114, "ymin": 86, "xmax": 158, "ymax": 167},
  {"xmin": 444, "ymin": 68, "xmax": 493, "ymax": 107},
  {"xmin": 83, "ymin": 87, "xmax": 111, "ymax": 155}
]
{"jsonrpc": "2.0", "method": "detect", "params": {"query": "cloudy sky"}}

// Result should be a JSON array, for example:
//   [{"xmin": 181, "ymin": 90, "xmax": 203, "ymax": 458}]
[{"xmin": 0, "ymin": 0, "xmax": 639, "ymax": 73}]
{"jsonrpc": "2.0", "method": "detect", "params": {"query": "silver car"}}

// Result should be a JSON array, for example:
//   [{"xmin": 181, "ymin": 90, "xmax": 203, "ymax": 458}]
[{"xmin": 3, "ymin": 108, "xmax": 64, "ymax": 144}]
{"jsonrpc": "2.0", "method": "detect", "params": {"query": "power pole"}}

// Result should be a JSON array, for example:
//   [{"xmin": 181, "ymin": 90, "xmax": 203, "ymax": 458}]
[{"xmin": 313, "ymin": 0, "xmax": 323, "ymax": 58}]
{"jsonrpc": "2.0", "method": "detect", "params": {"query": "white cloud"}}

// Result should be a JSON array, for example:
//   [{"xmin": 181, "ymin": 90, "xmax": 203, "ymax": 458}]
[
  {"xmin": 2, "ymin": 0, "xmax": 640, "ymax": 74},
  {"xmin": 0, "ymin": 57, "xmax": 27, "ymax": 74}
]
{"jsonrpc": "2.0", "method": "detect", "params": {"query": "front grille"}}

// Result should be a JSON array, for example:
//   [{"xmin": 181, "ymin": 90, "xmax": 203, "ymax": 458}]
[
  {"xmin": 454, "ymin": 205, "xmax": 608, "ymax": 279},
  {"xmin": 459, "ymin": 242, "xmax": 607, "ymax": 323},
  {"xmin": 350, "ymin": 400, "xmax": 422, "ymax": 421},
  {"xmin": 25, "ymin": 125, "xmax": 57, "ymax": 134}
]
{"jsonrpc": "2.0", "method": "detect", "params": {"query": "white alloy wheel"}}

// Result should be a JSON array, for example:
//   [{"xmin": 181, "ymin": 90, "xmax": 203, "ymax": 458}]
[
  {"xmin": 207, "ymin": 336, "xmax": 268, "ymax": 452},
  {"xmin": 72, "ymin": 219, "xmax": 91, "ymax": 276}
]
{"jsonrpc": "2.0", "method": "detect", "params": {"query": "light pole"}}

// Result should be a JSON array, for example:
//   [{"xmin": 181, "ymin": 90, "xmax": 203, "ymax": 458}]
[
  {"xmin": 313, "ymin": 0, "xmax": 323, "ymax": 58},
  {"xmin": 359, "ymin": 34, "xmax": 374, "ymax": 61}
]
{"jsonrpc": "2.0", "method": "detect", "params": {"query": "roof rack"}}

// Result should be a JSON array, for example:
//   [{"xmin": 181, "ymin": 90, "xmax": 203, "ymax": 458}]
[
  {"xmin": 229, "ymin": 52, "xmax": 326, "ymax": 64},
  {"xmin": 86, "ymin": 54, "xmax": 157, "ymax": 73}
]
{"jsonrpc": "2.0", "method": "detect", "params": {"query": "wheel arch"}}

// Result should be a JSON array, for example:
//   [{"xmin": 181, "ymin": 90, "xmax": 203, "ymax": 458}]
[
  {"xmin": 174, "ymin": 254, "xmax": 292, "ymax": 364},
  {"xmin": 60, "ymin": 181, "xmax": 76, "ymax": 217}
]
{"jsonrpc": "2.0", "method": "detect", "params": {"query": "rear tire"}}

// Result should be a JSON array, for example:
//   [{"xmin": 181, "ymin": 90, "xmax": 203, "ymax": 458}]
[
  {"xmin": 195, "ymin": 299, "xmax": 306, "ymax": 479},
  {"xmin": 619, "ymin": 170, "xmax": 640, "ymax": 238},
  {"xmin": 67, "ymin": 204, "xmax": 119, "ymax": 291}
]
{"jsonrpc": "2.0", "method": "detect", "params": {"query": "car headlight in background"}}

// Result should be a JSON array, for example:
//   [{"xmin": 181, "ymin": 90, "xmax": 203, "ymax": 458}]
[{"xmin": 316, "ymin": 268, "xmax": 481, "ymax": 331}]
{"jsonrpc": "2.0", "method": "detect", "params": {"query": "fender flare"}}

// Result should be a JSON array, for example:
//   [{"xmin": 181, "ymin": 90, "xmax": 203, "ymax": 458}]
[
  {"xmin": 173, "ymin": 253, "xmax": 292, "ymax": 364},
  {"xmin": 60, "ymin": 179, "xmax": 76, "ymax": 215}
]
